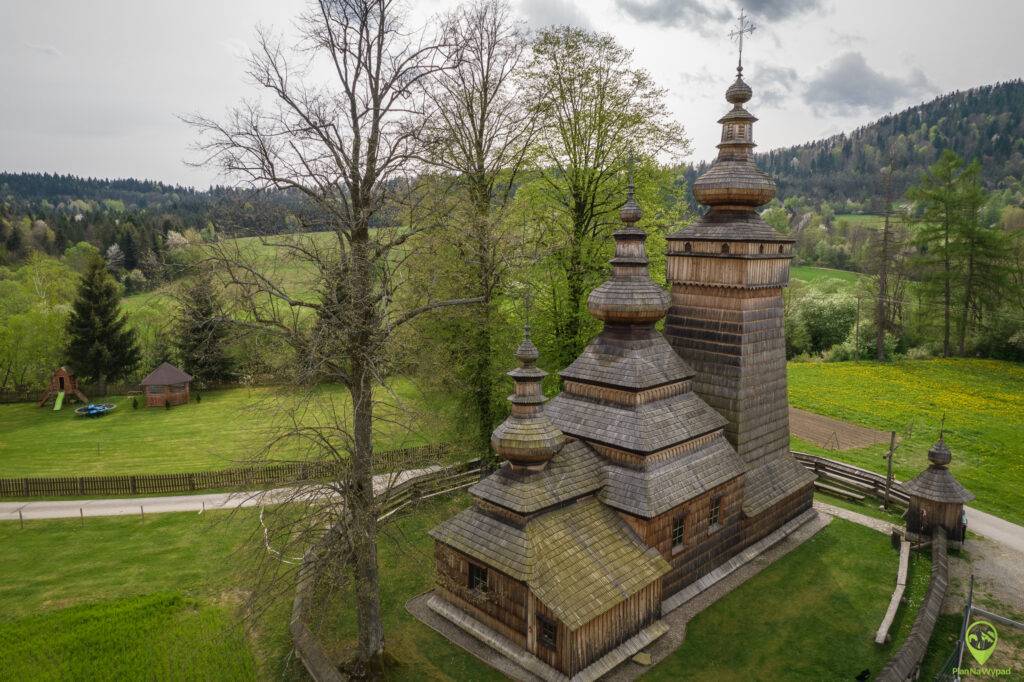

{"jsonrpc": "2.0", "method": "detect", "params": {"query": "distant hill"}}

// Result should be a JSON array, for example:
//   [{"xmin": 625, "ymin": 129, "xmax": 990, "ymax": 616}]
[{"xmin": 686, "ymin": 80, "xmax": 1024, "ymax": 209}]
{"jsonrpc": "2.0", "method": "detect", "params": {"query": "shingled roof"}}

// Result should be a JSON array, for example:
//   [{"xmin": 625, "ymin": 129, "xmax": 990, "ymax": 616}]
[
  {"xmin": 431, "ymin": 496, "xmax": 669, "ymax": 630},
  {"xmin": 904, "ymin": 436, "xmax": 974, "ymax": 504},
  {"xmin": 546, "ymin": 391, "xmax": 727, "ymax": 454},
  {"xmin": 140, "ymin": 362, "xmax": 192, "ymax": 386},
  {"xmin": 600, "ymin": 435, "xmax": 744, "ymax": 517},
  {"xmin": 469, "ymin": 439, "xmax": 604, "ymax": 514},
  {"xmin": 559, "ymin": 328, "xmax": 694, "ymax": 390},
  {"xmin": 741, "ymin": 456, "xmax": 816, "ymax": 516}
]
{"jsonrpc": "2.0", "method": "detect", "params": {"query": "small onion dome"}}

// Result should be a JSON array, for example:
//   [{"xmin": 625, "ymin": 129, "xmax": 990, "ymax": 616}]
[
  {"xmin": 490, "ymin": 329, "xmax": 564, "ymax": 468},
  {"xmin": 928, "ymin": 436, "xmax": 952, "ymax": 467},
  {"xmin": 725, "ymin": 74, "xmax": 752, "ymax": 104},
  {"xmin": 692, "ymin": 160, "xmax": 776, "ymax": 208},
  {"xmin": 588, "ymin": 182, "xmax": 669, "ymax": 324}
]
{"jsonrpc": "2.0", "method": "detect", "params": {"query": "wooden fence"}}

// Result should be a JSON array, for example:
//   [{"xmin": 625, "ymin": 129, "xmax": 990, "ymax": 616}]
[
  {"xmin": 793, "ymin": 451, "xmax": 910, "ymax": 507},
  {"xmin": 0, "ymin": 443, "xmax": 457, "ymax": 498},
  {"xmin": 876, "ymin": 527, "xmax": 949, "ymax": 681},
  {"xmin": 290, "ymin": 458, "xmax": 485, "ymax": 681}
]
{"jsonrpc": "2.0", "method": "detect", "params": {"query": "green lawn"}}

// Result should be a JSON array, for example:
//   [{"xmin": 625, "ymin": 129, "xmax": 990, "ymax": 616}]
[
  {"xmin": 834, "ymin": 213, "xmax": 885, "ymax": 229},
  {"xmin": 1, "ymin": 491, "xmax": 956, "ymax": 681},
  {"xmin": 790, "ymin": 264, "xmax": 862, "ymax": 287},
  {"xmin": 0, "ymin": 381, "xmax": 457, "ymax": 477},
  {"xmin": 645, "ymin": 520, "xmax": 932, "ymax": 681},
  {"xmin": 0, "ymin": 594, "xmax": 256, "ymax": 681},
  {"xmin": 789, "ymin": 358, "xmax": 1024, "ymax": 526},
  {"xmin": 0, "ymin": 508, "xmax": 291, "ymax": 679}
]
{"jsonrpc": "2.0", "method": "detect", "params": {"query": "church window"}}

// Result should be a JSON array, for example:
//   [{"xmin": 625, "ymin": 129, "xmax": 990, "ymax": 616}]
[
  {"xmin": 538, "ymin": 615, "xmax": 557, "ymax": 650},
  {"xmin": 671, "ymin": 516, "xmax": 686, "ymax": 549},
  {"xmin": 468, "ymin": 563, "xmax": 488, "ymax": 592},
  {"xmin": 684, "ymin": 242, "xmax": 692, "ymax": 253},
  {"xmin": 721, "ymin": 243, "xmax": 730, "ymax": 254},
  {"xmin": 709, "ymin": 496, "xmax": 722, "ymax": 528}
]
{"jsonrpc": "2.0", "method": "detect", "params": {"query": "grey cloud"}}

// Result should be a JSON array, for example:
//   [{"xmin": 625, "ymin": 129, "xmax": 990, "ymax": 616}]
[
  {"xmin": 740, "ymin": 0, "xmax": 824, "ymax": 21},
  {"xmin": 24, "ymin": 42, "xmax": 64, "ymax": 58},
  {"xmin": 802, "ymin": 51, "xmax": 935, "ymax": 116},
  {"xmin": 519, "ymin": 0, "xmax": 591, "ymax": 28},
  {"xmin": 615, "ymin": 0, "xmax": 730, "ymax": 30},
  {"xmin": 615, "ymin": 0, "xmax": 820, "ymax": 30},
  {"xmin": 751, "ymin": 64, "xmax": 798, "ymax": 107}
]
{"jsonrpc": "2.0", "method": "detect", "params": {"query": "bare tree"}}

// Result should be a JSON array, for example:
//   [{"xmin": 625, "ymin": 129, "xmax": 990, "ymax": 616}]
[
  {"xmin": 522, "ymin": 27, "xmax": 689, "ymax": 366},
  {"xmin": 186, "ymin": 0, "xmax": 479, "ymax": 670},
  {"xmin": 417, "ymin": 0, "xmax": 534, "ymax": 448}
]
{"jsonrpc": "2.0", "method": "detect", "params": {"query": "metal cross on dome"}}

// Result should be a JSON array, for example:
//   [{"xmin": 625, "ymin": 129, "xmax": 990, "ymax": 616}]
[{"xmin": 728, "ymin": 9, "xmax": 756, "ymax": 72}]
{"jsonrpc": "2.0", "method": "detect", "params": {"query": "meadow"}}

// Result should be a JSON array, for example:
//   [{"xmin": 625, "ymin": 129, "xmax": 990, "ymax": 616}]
[
  {"xmin": 0, "ymin": 381, "xmax": 457, "ymax": 477},
  {"xmin": 0, "ymin": 508, "xmax": 287, "ymax": 679},
  {"xmin": 834, "ymin": 213, "xmax": 885, "ymax": 229},
  {"xmin": 790, "ymin": 264, "xmax": 862, "ymax": 287},
  {"xmin": 789, "ymin": 358, "xmax": 1024, "ymax": 526},
  {"xmin": 645, "ymin": 520, "xmax": 931, "ymax": 680},
  {"xmin": 0, "ymin": 489, "xmax": 953, "ymax": 681}
]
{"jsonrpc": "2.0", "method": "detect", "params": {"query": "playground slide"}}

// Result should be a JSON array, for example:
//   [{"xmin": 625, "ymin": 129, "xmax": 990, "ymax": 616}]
[{"xmin": 53, "ymin": 391, "xmax": 65, "ymax": 411}]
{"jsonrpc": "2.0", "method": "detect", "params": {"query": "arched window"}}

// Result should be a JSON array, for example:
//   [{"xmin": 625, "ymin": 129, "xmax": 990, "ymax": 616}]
[
  {"xmin": 778, "ymin": 244, "xmax": 785, "ymax": 254},
  {"xmin": 684, "ymin": 242, "xmax": 692, "ymax": 253},
  {"xmin": 758, "ymin": 244, "xmax": 765, "ymax": 254},
  {"xmin": 721, "ymin": 243, "xmax": 730, "ymax": 254}
]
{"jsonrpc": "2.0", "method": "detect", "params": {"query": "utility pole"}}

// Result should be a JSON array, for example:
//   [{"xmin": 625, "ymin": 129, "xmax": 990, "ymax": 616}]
[{"xmin": 882, "ymin": 430, "xmax": 897, "ymax": 510}]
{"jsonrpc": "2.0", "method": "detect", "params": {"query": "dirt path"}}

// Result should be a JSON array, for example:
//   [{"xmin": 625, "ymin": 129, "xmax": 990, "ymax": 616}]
[{"xmin": 789, "ymin": 406, "xmax": 893, "ymax": 450}]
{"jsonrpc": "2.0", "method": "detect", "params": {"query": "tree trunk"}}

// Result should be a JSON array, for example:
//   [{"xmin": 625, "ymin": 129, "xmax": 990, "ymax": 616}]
[
  {"xmin": 958, "ymin": 246, "xmax": 975, "ymax": 356},
  {"xmin": 942, "ymin": 218, "xmax": 951, "ymax": 358},
  {"xmin": 876, "ymin": 212, "xmax": 891, "ymax": 361},
  {"xmin": 472, "ymin": 302, "xmax": 494, "ymax": 450},
  {"xmin": 564, "ymin": 237, "xmax": 585, "ymax": 369},
  {"xmin": 348, "ymin": 224, "xmax": 384, "ymax": 667}
]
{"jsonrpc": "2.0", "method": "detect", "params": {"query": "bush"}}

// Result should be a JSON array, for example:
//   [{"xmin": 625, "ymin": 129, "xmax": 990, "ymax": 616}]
[{"xmin": 798, "ymin": 294, "xmax": 857, "ymax": 354}]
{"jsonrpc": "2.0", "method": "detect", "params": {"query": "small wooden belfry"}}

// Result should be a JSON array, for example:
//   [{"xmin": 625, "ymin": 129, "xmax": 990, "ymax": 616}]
[
  {"xmin": 37, "ymin": 367, "xmax": 89, "ymax": 407},
  {"xmin": 904, "ymin": 432, "xmax": 974, "ymax": 547},
  {"xmin": 140, "ymin": 362, "xmax": 193, "ymax": 407}
]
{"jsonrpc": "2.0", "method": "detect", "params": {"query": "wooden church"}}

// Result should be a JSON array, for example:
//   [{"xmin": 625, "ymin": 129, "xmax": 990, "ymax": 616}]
[{"xmin": 429, "ymin": 62, "xmax": 816, "ymax": 680}]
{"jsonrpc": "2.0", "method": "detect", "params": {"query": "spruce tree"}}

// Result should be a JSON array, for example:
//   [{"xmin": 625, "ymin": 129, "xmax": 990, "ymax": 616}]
[
  {"xmin": 66, "ymin": 260, "xmax": 140, "ymax": 393},
  {"xmin": 175, "ymin": 273, "xmax": 234, "ymax": 383}
]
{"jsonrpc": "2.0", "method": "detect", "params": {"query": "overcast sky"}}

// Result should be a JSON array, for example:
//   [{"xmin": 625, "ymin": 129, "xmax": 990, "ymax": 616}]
[{"xmin": 2, "ymin": 0, "xmax": 1021, "ymax": 187}]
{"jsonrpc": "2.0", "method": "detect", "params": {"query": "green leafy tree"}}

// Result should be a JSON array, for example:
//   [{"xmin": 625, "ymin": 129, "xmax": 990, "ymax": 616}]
[
  {"xmin": 523, "ymin": 26, "xmax": 689, "ymax": 367},
  {"xmin": 65, "ymin": 260, "xmax": 140, "ymax": 393}
]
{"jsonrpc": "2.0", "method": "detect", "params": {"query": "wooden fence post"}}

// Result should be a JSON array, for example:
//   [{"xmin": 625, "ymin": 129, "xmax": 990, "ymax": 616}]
[{"xmin": 129, "ymin": 476, "xmax": 137, "ymax": 495}]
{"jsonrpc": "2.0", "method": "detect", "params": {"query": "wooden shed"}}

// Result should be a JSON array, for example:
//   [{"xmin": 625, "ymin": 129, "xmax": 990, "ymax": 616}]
[
  {"xmin": 140, "ymin": 362, "xmax": 193, "ymax": 407},
  {"xmin": 904, "ymin": 435, "xmax": 974, "ymax": 547}
]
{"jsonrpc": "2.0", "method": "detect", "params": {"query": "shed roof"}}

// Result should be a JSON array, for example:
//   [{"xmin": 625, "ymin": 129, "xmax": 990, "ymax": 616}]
[
  {"xmin": 904, "ymin": 467, "xmax": 974, "ymax": 504},
  {"xmin": 140, "ymin": 362, "xmax": 193, "ymax": 386}
]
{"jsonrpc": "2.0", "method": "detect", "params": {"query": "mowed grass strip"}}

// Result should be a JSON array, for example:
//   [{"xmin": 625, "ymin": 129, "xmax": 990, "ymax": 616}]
[
  {"xmin": 644, "ymin": 520, "xmax": 931, "ymax": 681},
  {"xmin": 0, "ymin": 509, "xmax": 293, "ymax": 678},
  {"xmin": 790, "ymin": 264, "xmax": 862, "ymax": 287},
  {"xmin": 788, "ymin": 358, "xmax": 1024, "ymax": 525},
  {"xmin": 0, "ymin": 594, "xmax": 256, "ymax": 682},
  {"xmin": 0, "ymin": 381, "xmax": 454, "ymax": 477}
]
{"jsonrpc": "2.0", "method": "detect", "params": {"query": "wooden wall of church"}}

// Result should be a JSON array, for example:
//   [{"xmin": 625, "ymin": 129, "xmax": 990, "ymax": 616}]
[{"xmin": 434, "ymin": 542, "xmax": 528, "ymax": 647}]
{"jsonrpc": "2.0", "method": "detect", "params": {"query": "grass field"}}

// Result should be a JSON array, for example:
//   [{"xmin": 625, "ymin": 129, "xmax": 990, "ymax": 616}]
[
  {"xmin": 834, "ymin": 213, "xmax": 885, "ymax": 229},
  {"xmin": 0, "ymin": 381, "xmax": 456, "ymax": 477},
  {"xmin": 0, "ymin": 508, "xmax": 289, "ymax": 679},
  {"xmin": 1, "ymin": 491, "xmax": 949, "ymax": 681},
  {"xmin": 790, "ymin": 264, "xmax": 863, "ymax": 287},
  {"xmin": 645, "ymin": 520, "xmax": 931, "ymax": 680},
  {"xmin": 789, "ymin": 358, "xmax": 1024, "ymax": 526},
  {"xmin": 0, "ymin": 594, "xmax": 256, "ymax": 681}
]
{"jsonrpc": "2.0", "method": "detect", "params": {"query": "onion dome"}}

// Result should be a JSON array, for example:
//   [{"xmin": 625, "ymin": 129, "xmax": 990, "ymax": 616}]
[
  {"xmin": 904, "ymin": 432, "xmax": 975, "ymax": 504},
  {"xmin": 691, "ymin": 69, "xmax": 775, "ymax": 210},
  {"xmin": 587, "ymin": 177, "xmax": 670, "ymax": 324},
  {"xmin": 490, "ymin": 327, "xmax": 565, "ymax": 469}
]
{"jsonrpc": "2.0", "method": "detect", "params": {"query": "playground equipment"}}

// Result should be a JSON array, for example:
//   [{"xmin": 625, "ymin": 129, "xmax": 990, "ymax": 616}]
[
  {"xmin": 74, "ymin": 403, "xmax": 116, "ymax": 417},
  {"xmin": 38, "ymin": 367, "xmax": 89, "ymax": 409}
]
